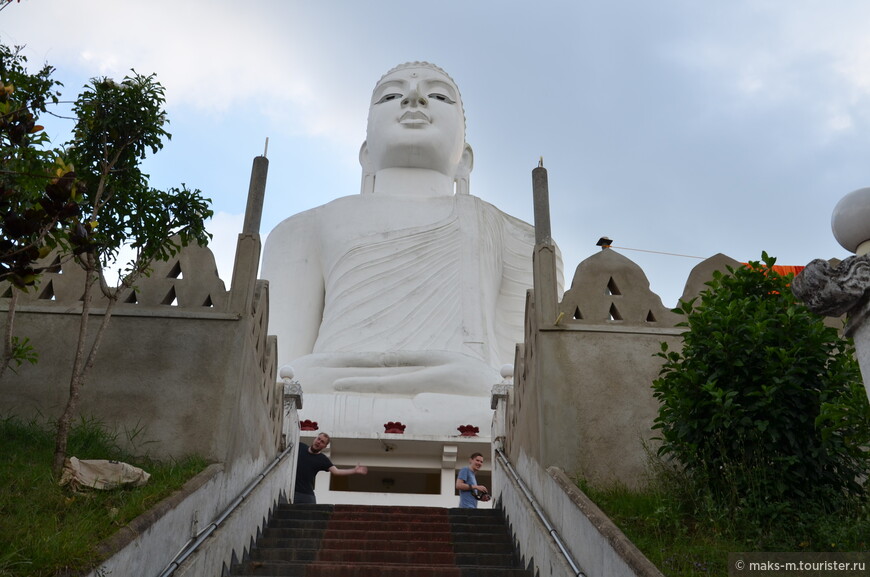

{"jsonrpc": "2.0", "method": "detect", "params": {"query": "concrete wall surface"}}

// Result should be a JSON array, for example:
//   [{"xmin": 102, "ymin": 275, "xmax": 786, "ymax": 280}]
[
  {"xmin": 494, "ymin": 448, "xmax": 664, "ymax": 577},
  {"xmin": 530, "ymin": 326, "xmax": 681, "ymax": 486},
  {"xmin": 82, "ymin": 463, "xmax": 224, "ymax": 577},
  {"xmin": 83, "ymin": 444, "xmax": 296, "ymax": 577},
  {"xmin": 508, "ymin": 249, "xmax": 741, "ymax": 488},
  {"xmin": 0, "ymin": 243, "xmax": 281, "ymax": 465},
  {"xmin": 86, "ymin": 403, "xmax": 301, "ymax": 577},
  {"xmin": 82, "ymin": 379, "xmax": 302, "ymax": 577},
  {"xmin": 1, "ymin": 238, "xmax": 290, "ymax": 576},
  {"xmin": 172, "ymin": 443, "xmax": 297, "ymax": 577}
]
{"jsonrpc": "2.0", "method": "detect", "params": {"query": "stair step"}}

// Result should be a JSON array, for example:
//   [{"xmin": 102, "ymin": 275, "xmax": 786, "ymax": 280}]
[
  {"xmin": 253, "ymin": 548, "xmax": 456, "ymax": 565},
  {"xmin": 274, "ymin": 504, "xmax": 447, "ymax": 515},
  {"xmin": 322, "ymin": 530, "xmax": 509, "ymax": 544},
  {"xmin": 271, "ymin": 509, "xmax": 449, "ymax": 522},
  {"xmin": 268, "ymin": 519, "xmax": 453, "ymax": 532},
  {"xmin": 450, "ymin": 523, "xmax": 512, "ymax": 535},
  {"xmin": 262, "ymin": 528, "xmax": 455, "ymax": 542},
  {"xmin": 255, "ymin": 537, "xmax": 454, "ymax": 552},
  {"xmin": 249, "ymin": 547, "xmax": 519, "ymax": 566},
  {"xmin": 255, "ymin": 533, "xmax": 513, "ymax": 552},
  {"xmin": 227, "ymin": 504, "xmax": 531, "ymax": 577},
  {"xmin": 230, "ymin": 560, "xmax": 532, "ymax": 577}
]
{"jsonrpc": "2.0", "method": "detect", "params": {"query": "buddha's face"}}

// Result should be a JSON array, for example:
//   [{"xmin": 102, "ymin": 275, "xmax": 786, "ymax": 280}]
[{"xmin": 365, "ymin": 66, "xmax": 466, "ymax": 176}]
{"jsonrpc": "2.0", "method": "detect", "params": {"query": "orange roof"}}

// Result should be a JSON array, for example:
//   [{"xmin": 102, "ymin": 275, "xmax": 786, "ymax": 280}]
[
  {"xmin": 768, "ymin": 265, "xmax": 805, "ymax": 277},
  {"xmin": 741, "ymin": 263, "xmax": 804, "ymax": 276}
]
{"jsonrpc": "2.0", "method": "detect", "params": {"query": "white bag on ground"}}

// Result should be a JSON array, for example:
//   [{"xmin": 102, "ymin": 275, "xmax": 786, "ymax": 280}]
[{"xmin": 59, "ymin": 457, "xmax": 150, "ymax": 490}]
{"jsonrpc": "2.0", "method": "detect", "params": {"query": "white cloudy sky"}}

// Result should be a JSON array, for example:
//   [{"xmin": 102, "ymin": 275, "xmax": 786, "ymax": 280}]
[{"xmin": 4, "ymin": 0, "xmax": 870, "ymax": 306}]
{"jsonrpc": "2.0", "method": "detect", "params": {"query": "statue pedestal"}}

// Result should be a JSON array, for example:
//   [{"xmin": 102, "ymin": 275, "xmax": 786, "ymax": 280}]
[{"xmin": 300, "ymin": 391, "xmax": 494, "ymax": 439}]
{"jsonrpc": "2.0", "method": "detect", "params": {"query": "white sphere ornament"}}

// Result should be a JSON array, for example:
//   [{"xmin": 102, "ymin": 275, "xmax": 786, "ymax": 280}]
[
  {"xmin": 500, "ymin": 364, "xmax": 514, "ymax": 379},
  {"xmin": 278, "ymin": 365, "xmax": 295, "ymax": 380},
  {"xmin": 832, "ymin": 187, "xmax": 870, "ymax": 255}
]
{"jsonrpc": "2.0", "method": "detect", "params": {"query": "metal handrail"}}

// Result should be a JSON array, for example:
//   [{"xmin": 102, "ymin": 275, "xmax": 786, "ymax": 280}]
[
  {"xmin": 156, "ymin": 443, "xmax": 295, "ymax": 577},
  {"xmin": 495, "ymin": 447, "xmax": 586, "ymax": 577}
]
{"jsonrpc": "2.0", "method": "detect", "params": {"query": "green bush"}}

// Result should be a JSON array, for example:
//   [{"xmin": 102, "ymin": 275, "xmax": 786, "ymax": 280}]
[{"xmin": 652, "ymin": 253, "xmax": 870, "ymax": 521}]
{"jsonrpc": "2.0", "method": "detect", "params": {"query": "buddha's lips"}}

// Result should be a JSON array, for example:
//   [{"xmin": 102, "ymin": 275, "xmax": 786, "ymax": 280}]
[{"xmin": 400, "ymin": 110, "xmax": 430, "ymax": 124}]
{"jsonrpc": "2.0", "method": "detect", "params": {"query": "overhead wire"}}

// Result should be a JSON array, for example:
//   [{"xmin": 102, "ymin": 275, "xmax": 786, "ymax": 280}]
[{"xmin": 608, "ymin": 245, "xmax": 706, "ymax": 260}]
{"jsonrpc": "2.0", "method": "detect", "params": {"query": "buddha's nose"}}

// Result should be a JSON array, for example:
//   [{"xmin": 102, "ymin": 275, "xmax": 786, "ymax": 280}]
[{"xmin": 402, "ymin": 84, "xmax": 428, "ymax": 107}]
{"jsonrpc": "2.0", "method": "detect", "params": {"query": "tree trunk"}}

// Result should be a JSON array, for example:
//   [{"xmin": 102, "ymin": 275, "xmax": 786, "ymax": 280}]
[
  {"xmin": 0, "ymin": 289, "xmax": 20, "ymax": 380},
  {"xmin": 50, "ymin": 255, "xmax": 135, "ymax": 476},
  {"xmin": 51, "ymin": 250, "xmax": 126, "ymax": 476},
  {"xmin": 51, "ymin": 263, "xmax": 95, "ymax": 476}
]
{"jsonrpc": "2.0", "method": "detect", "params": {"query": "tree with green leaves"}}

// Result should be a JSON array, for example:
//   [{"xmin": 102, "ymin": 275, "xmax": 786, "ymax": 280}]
[
  {"xmin": 1, "ymin": 43, "xmax": 84, "ymax": 376},
  {"xmin": 653, "ymin": 252, "xmax": 869, "ymax": 522},
  {"xmin": 49, "ymin": 72, "xmax": 212, "ymax": 475},
  {"xmin": 1, "ymin": 41, "xmax": 213, "ymax": 474}
]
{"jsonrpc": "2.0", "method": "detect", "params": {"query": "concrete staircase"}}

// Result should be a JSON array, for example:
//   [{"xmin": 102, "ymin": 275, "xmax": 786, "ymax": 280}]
[{"xmin": 227, "ymin": 503, "xmax": 532, "ymax": 577}]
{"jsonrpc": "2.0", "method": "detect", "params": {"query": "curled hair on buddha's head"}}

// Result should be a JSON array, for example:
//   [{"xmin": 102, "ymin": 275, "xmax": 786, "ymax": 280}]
[{"xmin": 377, "ymin": 61, "xmax": 455, "ymax": 87}]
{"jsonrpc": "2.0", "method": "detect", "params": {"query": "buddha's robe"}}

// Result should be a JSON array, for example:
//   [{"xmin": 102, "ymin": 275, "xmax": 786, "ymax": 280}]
[{"xmin": 263, "ymin": 193, "xmax": 534, "ymax": 400}]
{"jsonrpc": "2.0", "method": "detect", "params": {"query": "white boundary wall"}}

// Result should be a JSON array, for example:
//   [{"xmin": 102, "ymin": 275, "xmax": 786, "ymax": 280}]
[
  {"xmin": 86, "ymin": 411, "xmax": 300, "ymax": 577},
  {"xmin": 494, "ymin": 448, "xmax": 664, "ymax": 577}
]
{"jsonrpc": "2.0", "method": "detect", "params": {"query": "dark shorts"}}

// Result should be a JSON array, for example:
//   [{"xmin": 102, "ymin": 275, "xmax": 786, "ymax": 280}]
[{"xmin": 294, "ymin": 491, "xmax": 317, "ymax": 504}]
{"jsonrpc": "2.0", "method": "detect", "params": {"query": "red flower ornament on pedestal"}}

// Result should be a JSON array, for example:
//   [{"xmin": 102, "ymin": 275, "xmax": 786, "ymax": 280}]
[
  {"xmin": 458, "ymin": 425, "xmax": 479, "ymax": 437},
  {"xmin": 384, "ymin": 421, "xmax": 406, "ymax": 434}
]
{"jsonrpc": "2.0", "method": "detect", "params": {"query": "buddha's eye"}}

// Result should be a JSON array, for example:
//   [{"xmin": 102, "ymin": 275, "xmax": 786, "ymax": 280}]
[
  {"xmin": 376, "ymin": 93, "xmax": 402, "ymax": 104},
  {"xmin": 429, "ymin": 93, "xmax": 455, "ymax": 104}
]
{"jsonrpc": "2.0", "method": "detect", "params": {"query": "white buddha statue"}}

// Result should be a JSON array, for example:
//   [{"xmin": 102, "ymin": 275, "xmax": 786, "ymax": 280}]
[{"xmin": 262, "ymin": 62, "xmax": 543, "ymax": 435}]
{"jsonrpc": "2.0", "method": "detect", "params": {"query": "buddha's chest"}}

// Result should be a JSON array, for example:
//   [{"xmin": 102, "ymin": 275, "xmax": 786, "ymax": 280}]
[{"xmin": 323, "ymin": 197, "xmax": 457, "ymax": 241}]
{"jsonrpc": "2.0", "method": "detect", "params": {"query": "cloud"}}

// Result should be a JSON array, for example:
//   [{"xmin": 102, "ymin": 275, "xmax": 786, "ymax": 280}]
[
  {"xmin": 6, "ymin": 0, "xmax": 870, "ymax": 308},
  {"xmin": 663, "ymin": 2, "xmax": 870, "ymax": 132},
  {"xmin": 3, "ymin": 0, "xmax": 367, "ymax": 147},
  {"xmin": 204, "ymin": 211, "xmax": 245, "ymax": 283}
]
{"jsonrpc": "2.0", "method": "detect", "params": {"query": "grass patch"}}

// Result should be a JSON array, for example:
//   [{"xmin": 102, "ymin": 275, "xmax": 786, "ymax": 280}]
[
  {"xmin": 0, "ymin": 416, "xmax": 209, "ymax": 577},
  {"xmin": 579, "ymin": 474, "xmax": 870, "ymax": 577}
]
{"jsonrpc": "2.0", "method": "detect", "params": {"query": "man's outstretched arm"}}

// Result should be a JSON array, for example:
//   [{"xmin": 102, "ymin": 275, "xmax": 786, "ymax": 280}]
[{"xmin": 329, "ymin": 464, "xmax": 368, "ymax": 476}]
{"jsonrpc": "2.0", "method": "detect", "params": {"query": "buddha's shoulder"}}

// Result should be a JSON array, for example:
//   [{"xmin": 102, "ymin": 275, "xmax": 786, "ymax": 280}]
[
  {"xmin": 458, "ymin": 195, "xmax": 534, "ymax": 233},
  {"xmin": 267, "ymin": 193, "xmax": 532, "ymax": 233},
  {"xmin": 296, "ymin": 194, "xmax": 459, "ymax": 217},
  {"xmin": 267, "ymin": 196, "xmax": 359, "ymax": 230}
]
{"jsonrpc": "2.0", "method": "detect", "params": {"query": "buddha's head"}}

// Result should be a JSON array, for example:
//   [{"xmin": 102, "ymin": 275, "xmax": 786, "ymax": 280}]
[{"xmin": 361, "ymin": 62, "xmax": 473, "ymax": 193}]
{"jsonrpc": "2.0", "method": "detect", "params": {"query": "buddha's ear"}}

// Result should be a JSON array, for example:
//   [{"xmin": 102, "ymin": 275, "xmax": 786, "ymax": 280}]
[
  {"xmin": 455, "ymin": 143, "xmax": 473, "ymax": 195},
  {"xmin": 359, "ymin": 141, "xmax": 375, "ymax": 194},
  {"xmin": 359, "ymin": 140, "xmax": 369, "ymax": 168}
]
